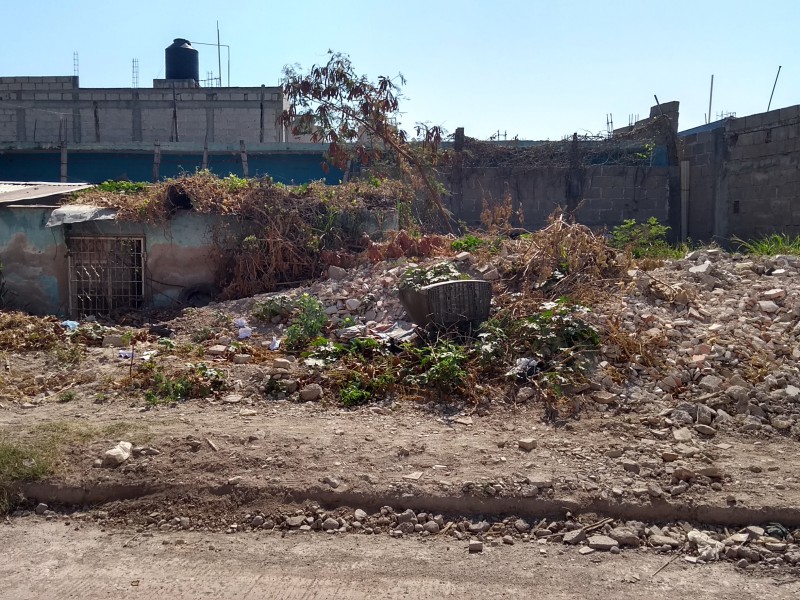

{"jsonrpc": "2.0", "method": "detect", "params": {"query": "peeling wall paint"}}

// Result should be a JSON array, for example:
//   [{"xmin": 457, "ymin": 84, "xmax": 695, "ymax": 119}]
[{"xmin": 1, "ymin": 207, "xmax": 225, "ymax": 316}]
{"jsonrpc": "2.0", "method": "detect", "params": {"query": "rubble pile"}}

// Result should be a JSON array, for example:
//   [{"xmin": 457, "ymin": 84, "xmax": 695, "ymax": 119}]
[{"xmin": 15, "ymin": 502, "xmax": 799, "ymax": 568}]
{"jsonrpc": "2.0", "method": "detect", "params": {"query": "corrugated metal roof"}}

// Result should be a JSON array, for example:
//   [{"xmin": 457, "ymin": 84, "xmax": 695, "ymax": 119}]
[{"xmin": 0, "ymin": 181, "xmax": 93, "ymax": 205}]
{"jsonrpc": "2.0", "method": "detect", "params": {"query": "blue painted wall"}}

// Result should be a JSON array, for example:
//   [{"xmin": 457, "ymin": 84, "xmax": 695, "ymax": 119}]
[{"xmin": 0, "ymin": 151, "xmax": 343, "ymax": 184}]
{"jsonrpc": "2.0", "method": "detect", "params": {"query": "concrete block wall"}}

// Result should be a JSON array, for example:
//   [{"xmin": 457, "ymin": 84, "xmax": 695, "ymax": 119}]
[
  {"xmin": 725, "ymin": 105, "xmax": 800, "ymax": 239},
  {"xmin": 0, "ymin": 76, "xmax": 79, "ymax": 92},
  {"xmin": 0, "ymin": 76, "xmax": 286, "ymax": 145},
  {"xmin": 681, "ymin": 103, "xmax": 800, "ymax": 242},
  {"xmin": 447, "ymin": 165, "xmax": 672, "ymax": 231}
]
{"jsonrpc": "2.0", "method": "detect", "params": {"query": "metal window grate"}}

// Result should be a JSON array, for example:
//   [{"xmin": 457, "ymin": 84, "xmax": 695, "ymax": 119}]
[{"xmin": 68, "ymin": 237, "xmax": 145, "ymax": 317}]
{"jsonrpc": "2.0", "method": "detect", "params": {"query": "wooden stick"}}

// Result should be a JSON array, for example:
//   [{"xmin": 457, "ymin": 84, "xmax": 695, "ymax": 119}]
[{"xmin": 652, "ymin": 553, "xmax": 680, "ymax": 577}]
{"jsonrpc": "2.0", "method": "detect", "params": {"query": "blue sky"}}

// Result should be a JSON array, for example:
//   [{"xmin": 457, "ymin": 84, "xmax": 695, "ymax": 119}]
[{"xmin": 3, "ymin": 0, "xmax": 798, "ymax": 140}]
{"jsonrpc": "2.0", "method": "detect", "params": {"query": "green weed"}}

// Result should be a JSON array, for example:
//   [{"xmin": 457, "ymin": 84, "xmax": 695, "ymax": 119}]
[
  {"xmin": 610, "ymin": 217, "xmax": 686, "ymax": 259},
  {"xmin": 284, "ymin": 294, "xmax": 328, "ymax": 352},
  {"xmin": 451, "ymin": 234, "xmax": 484, "ymax": 253},
  {"xmin": 734, "ymin": 233, "xmax": 800, "ymax": 256}
]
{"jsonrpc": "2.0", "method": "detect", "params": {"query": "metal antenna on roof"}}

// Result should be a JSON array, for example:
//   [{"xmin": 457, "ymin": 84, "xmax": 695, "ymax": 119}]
[
  {"xmin": 767, "ymin": 66, "xmax": 782, "ymax": 112},
  {"xmin": 706, "ymin": 75, "xmax": 714, "ymax": 124},
  {"xmin": 132, "ymin": 58, "xmax": 139, "ymax": 89},
  {"xmin": 73, "ymin": 52, "xmax": 79, "ymax": 78}
]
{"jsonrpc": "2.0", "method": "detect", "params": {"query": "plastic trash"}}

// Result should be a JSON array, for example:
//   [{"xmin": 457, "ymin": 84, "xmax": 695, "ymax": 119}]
[
  {"xmin": 233, "ymin": 317, "xmax": 249, "ymax": 328},
  {"xmin": 269, "ymin": 336, "xmax": 281, "ymax": 351},
  {"xmin": 60, "ymin": 320, "xmax": 79, "ymax": 331},
  {"xmin": 238, "ymin": 327, "xmax": 252, "ymax": 339},
  {"xmin": 140, "ymin": 350, "xmax": 158, "ymax": 361},
  {"xmin": 118, "ymin": 350, "xmax": 135, "ymax": 359},
  {"xmin": 687, "ymin": 530, "xmax": 724, "ymax": 561}
]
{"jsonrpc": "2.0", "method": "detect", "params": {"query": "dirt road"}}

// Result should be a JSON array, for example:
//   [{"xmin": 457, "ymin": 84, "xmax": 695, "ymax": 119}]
[{"xmin": 1, "ymin": 519, "xmax": 797, "ymax": 600}]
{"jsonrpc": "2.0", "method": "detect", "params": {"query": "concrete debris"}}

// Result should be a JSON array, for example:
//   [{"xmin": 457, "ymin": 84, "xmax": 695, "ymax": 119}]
[{"xmin": 102, "ymin": 441, "xmax": 133, "ymax": 468}]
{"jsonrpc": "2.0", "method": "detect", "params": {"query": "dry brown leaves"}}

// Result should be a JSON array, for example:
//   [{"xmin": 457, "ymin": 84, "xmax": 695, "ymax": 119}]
[
  {"xmin": 503, "ymin": 210, "xmax": 628, "ymax": 302},
  {"xmin": 0, "ymin": 311, "xmax": 66, "ymax": 351}
]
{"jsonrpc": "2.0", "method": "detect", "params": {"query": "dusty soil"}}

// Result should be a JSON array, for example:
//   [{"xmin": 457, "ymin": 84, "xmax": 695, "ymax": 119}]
[
  {"xmin": 3, "ymin": 245, "xmax": 800, "ymax": 577},
  {"xmin": 1, "ymin": 519, "xmax": 798, "ymax": 600}
]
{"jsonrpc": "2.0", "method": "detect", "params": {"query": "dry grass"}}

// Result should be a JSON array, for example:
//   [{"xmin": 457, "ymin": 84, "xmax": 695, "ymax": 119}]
[{"xmin": 503, "ymin": 210, "xmax": 628, "ymax": 303}]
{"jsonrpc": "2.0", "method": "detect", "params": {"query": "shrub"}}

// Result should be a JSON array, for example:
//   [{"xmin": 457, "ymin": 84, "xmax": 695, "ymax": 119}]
[
  {"xmin": 284, "ymin": 294, "xmax": 328, "ymax": 351},
  {"xmin": 610, "ymin": 217, "xmax": 680, "ymax": 258}
]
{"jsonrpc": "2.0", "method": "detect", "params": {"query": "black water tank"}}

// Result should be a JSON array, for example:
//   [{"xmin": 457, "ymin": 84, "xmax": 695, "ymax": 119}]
[{"xmin": 165, "ymin": 38, "xmax": 199, "ymax": 81}]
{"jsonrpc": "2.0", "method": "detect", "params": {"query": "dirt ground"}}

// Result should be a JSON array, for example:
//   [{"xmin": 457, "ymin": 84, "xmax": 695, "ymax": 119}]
[
  {"xmin": 1, "ymin": 519, "xmax": 798, "ymax": 600},
  {"xmin": 3, "ymin": 245, "xmax": 800, "ymax": 588}
]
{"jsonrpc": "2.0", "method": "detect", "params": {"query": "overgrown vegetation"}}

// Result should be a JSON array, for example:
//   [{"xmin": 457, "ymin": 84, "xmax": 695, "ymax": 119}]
[
  {"xmin": 130, "ymin": 361, "xmax": 225, "ymax": 405},
  {"xmin": 279, "ymin": 50, "xmax": 451, "ymax": 230},
  {"xmin": 283, "ymin": 295, "xmax": 328, "ymax": 352},
  {"xmin": 0, "ymin": 441, "xmax": 52, "ymax": 512},
  {"xmin": 71, "ymin": 171, "xmax": 415, "ymax": 300},
  {"xmin": 734, "ymin": 233, "xmax": 800, "ymax": 256},
  {"xmin": 610, "ymin": 217, "xmax": 685, "ymax": 259},
  {"xmin": 399, "ymin": 262, "xmax": 468, "ymax": 291}
]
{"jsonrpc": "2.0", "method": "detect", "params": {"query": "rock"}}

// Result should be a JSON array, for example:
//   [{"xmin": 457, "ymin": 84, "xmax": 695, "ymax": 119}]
[
  {"xmin": 321, "ymin": 475, "xmax": 341, "ymax": 489},
  {"xmin": 516, "ymin": 387, "xmax": 535, "ymax": 402},
  {"xmin": 396, "ymin": 522, "xmax": 415, "ymax": 534},
  {"xmin": 609, "ymin": 527, "xmax": 640, "ymax": 547},
  {"xmin": 689, "ymin": 262, "xmax": 712, "ymax": 274},
  {"xmin": 725, "ymin": 386, "xmax": 750, "ymax": 403},
  {"xmin": 345, "ymin": 298, "xmax": 361, "ymax": 311},
  {"xmin": 102, "ymin": 334, "xmax": 126, "ymax": 348},
  {"xmin": 587, "ymin": 535, "xmax": 619, "ymax": 551},
  {"xmin": 232, "ymin": 354, "xmax": 251, "ymax": 365},
  {"xmin": 694, "ymin": 424, "xmax": 717, "ymax": 436},
  {"xmin": 207, "ymin": 344, "xmax": 227, "ymax": 356},
  {"xmin": 650, "ymin": 534, "xmax": 681, "ymax": 548},
  {"xmin": 322, "ymin": 517, "xmax": 339, "ymax": 531},
  {"xmin": 423, "ymin": 521, "xmax": 440, "ymax": 534},
  {"xmin": 354, "ymin": 509, "xmax": 368, "ymax": 522},
  {"xmin": 620, "ymin": 459, "xmax": 640, "ymax": 474},
  {"xmin": 736, "ymin": 559, "xmax": 750, "ymax": 569},
  {"xmin": 502, "ymin": 535, "xmax": 515, "ymax": 545},
  {"xmin": 758, "ymin": 300, "xmax": 780, "ymax": 313},
  {"xmin": 468, "ymin": 521, "xmax": 490, "ymax": 534},
  {"xmin": 744, "ymin": 525, "xmax": 765, "ymax": 537},
  {"xmin": 517, "ymin": 438, "xmax": 537, "ymax": 451},
  {"xmin": 328, "ymin": 265, "xmax": 347, "ymax": 280},
  {"xmin": 102, "ymin": 441, "xmax": 133, "ymax": 468},
  {"xmin": 579, "ymin": 546, "xmax": 596, "ymax": 555},
  {"xmin": 469, "ymin": 540, "xmax": 484, "ymax": 553},
  {"xmin": 514, "ymin": 519, "xmax": 530, "ymax": 533},
  {"xmin": 699, "ymin": 375, "xmax": 723, "ymax": 392},
  {"xmin": 481, "ymin": 268, "xmax": 500, "ymax": 281},
  {"xmin": 34, "ymin": 503, "xmax": 48, "ymax": 515},
  {"xmin": 563, "ymin": 529, "xmax": 587, "ymax": 545},
  {"xmin": 646, "ymin": 482, "xmax": 664, "ymax": 498},
  {"xmin": 765, "ymin": 542, "xmax": 788, "ymax": 553},
  {"xmin": 672, "ymin": 427, "xmax": 693, "ymax": 442},
  {"xmin": 299, "ymin": 384, "xmax": 323, "ymax": 401},
  {"xmin": 285, "ymin": 516, "xmax": 306, "ymax": 528},
  {"xmin": 593, "ymin": 391, "xmax": 618, "ymax": 405},
  {"xmin": 251, "ymin": 515, "xmax": 264, "ymax": 528},
  {"xmin": 222, "ymin": 394, "xmax": 242, "ymax": 404},
  {"xmin": 273, "ymin": 358, "xmax": 292, "ymax": 369},
  {"xmin": 695, "ymin": 404, "xmax": 717, "ymax": 425},
  {"xmin": 763, "ymin": 288, "xmax": 786, "ymax": 300},
  {"xmin": 239, "ymin": 409, "xmax": 257, "ymax": 417}
]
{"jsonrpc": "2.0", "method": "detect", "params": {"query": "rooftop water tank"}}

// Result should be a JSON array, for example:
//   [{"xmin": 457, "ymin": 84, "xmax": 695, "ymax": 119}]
[{"xmin": 165, "ymin": 38, "xmax": 199, "ymax": 81}]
